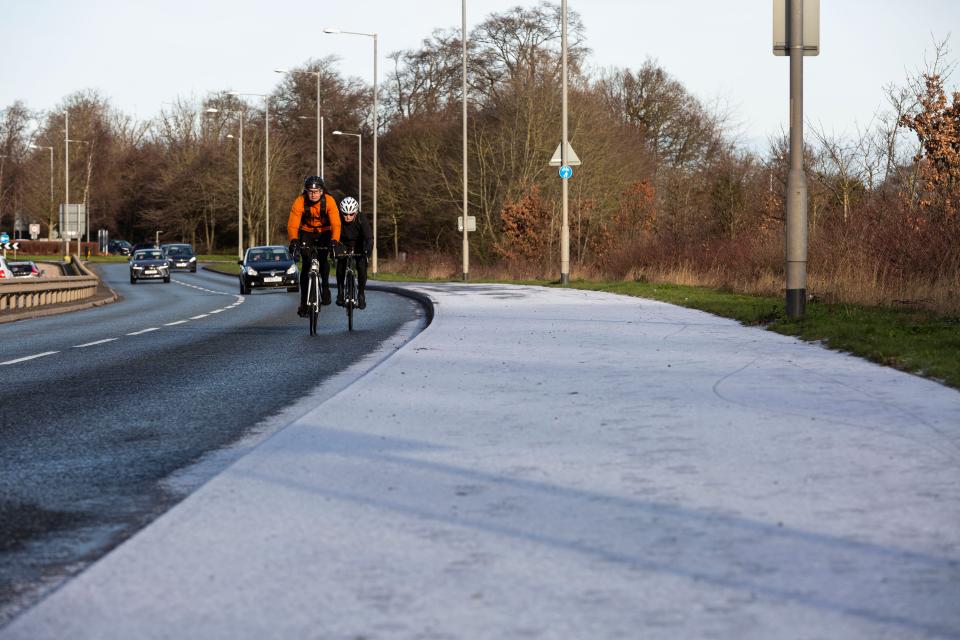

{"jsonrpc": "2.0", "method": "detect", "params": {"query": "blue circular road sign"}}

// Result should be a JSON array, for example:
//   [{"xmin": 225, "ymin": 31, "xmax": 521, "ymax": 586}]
[
  {"xmin": 559, "ymin": 165, "xmax": 573, "ymax": 180},
  {"xmin": 0, "ymin": 232, "xmax": 9, "ymax": 244}
]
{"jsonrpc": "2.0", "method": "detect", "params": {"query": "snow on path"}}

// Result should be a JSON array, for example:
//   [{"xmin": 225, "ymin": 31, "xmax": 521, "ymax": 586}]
[{"xmin": 4, "ymin": 283, "xmax": 959, "ymax": 640}]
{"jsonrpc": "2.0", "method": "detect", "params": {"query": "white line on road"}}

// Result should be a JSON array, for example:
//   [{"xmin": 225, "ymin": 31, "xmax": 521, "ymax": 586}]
[
  {"xmin": 127, "ymin": 328, "xmax": 159, "ymax": 336},
  {"xmin": 190, "ymin": 314, "xmax": 208, "ymax": 320},
  {"xmin": 73, "ymin": 338, "xmax": 118, "ymax": 348},
  {"xmin": 209, "ymin": 309, "xmax": 224, "ymax": 314},
  {"xmin": 164, "ymin": 320, "xmax": 188, "ymax": 326},
  {"xmin": 1, "ymin": 351, "xmax": 59, "ymax": 366}
]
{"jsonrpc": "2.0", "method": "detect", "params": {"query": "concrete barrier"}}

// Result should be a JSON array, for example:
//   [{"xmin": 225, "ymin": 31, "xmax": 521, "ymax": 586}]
[{"xmin": 0, "ymin": 257, "xmax": 99, "ymax": 311}]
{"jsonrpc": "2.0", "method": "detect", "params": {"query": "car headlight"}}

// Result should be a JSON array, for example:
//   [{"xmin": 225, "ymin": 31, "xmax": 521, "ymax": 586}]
[
  {"xmin": 286, "ymin": 264, "xmax": 298, "ymax": 275},
  {"xmin": 189, "ymin": 256, "xmax": 197, "ymax": 262},
  {"xmin": 132, "ymin": 265, "xmax": 143, "ymax": 271},
  {"xmin": 246, "ymin": 267, "xmax": 258, "ymax": 276}
]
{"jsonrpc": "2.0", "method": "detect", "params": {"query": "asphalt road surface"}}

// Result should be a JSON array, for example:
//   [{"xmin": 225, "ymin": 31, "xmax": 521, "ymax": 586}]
[{"xmin": 0, "ymin": 263, "xmax": 427, "ymax": 624}]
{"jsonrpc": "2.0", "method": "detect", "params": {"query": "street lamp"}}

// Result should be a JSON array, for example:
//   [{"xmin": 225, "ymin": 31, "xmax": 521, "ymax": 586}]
[
  {"xmin": 30, "ymin": 145, "xmax": 54, "ymax": 239},
  {"xmin": 206, "ymin": 107, "xmax": 245, "ymax": 259},
  {"xmin": 323, "ymin": 27, "xmax": 379, "ymax": 274},
  {"xmin": 275, "ymin": 68, "xmax": 324, "ymax": 178},
  {"xmin": 230, "ymin": 92, "xmax": 272, "ymax": 245},
  {"xmin": 462, "ymin": 0, "xmax": 469, "ymax": 281},
  {"xmin": 66, "ymin": 137, "xmax": 89, "ymax": 258},
  {"xmin": 332, "ymin": 130, "xmax": 362, "ymax": 209}
]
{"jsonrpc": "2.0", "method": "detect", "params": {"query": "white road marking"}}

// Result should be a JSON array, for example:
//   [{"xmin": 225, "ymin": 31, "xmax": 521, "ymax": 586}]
[
  {"xmin": 73, "ymin": 338, "xmax": 118, "ymax": 348},
  {"xmin": 190, "ymin": 314, "xmax": 208, "ymax": 320},
  {"xmin": 1, "ymin": 351, "xmax": 59, "ymax": 366},
  {"xmin": 209, "ymin": 309, "xmax": 224, "ymax": 314},
  {"xmin": 164, "ymin": 320, "xmax": 188, "ymax": 326},
  {"xmin": 127, "ymin": 328, "xmax": 159, "ymax": 336}
]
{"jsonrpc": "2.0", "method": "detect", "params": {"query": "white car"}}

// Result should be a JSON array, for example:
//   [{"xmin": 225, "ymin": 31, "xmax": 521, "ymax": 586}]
[{"xmin": 0, "ymin": 255, "xmax": 14, "ymax": 280}]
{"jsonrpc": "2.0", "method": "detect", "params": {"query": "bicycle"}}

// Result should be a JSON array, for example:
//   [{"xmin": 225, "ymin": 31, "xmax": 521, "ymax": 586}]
[
  {"xmin": 336, "ymin": 250, "xmax": 362, "ymax": 331},
  {"xmin": 293, "ymin": 238, "xmax": 327, "ymax": 336}
]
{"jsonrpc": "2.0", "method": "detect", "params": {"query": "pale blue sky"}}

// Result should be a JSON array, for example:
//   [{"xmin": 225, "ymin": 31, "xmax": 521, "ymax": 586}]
[{"xmin": 2, "ymin": 1, "xmax": 957, "ymax": 149}]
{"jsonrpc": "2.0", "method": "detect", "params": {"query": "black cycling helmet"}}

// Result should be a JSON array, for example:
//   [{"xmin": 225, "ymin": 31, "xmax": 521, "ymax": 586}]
[{"xmin": 303, "ymin": 175, "xmax": 325, "ymax": 191}]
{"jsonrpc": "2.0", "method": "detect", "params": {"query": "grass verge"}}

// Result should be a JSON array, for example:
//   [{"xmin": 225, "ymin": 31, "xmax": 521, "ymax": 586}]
[{"xmin": 562, "ymin": 279, "xmax": 960, "ymax": 390}]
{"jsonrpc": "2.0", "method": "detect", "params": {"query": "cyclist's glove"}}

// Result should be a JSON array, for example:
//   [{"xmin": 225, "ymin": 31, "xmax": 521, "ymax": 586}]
[{"xmin": 288, "ymin": 239, "xmax": 300, "ymax": 257}]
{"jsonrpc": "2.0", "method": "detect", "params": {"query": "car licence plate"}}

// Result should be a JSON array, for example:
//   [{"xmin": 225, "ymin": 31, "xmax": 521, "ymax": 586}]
[
  {"xmin": 176, "ymin": 262, "xmax": 188, "ymax": 267},
  {"xmin": 263, "ymin": 276, "xmax": 282, "ymax": 283},
  {"xmin": 144, "ymin": 269, "xmax": 157, "ymax": 274}
]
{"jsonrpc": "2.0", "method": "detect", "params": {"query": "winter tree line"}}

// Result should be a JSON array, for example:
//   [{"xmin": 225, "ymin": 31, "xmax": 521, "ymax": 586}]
[{"xmin": 0, "ymin": 3, "xmax": 957, "ymax": 312}]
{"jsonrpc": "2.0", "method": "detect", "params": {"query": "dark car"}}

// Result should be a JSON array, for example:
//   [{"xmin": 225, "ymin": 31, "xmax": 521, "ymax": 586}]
[
  {"xmin": 108, "ymin": 239, "xmax": 132, "ymax": 256},
  {"xmin": 129, "ymin": 249, "xmax": 170, "ymax": 284},
  {"xmin": 130, "ymin": 242, "xmax": 159, "ymax": 255},
  {"xmin": 162, "ymin": 243, "xmax": 198, "ymax": 272},
  {"xmin": 8, "ymin": 261, "xmax": 42, "ymax": 277},
  {"xmin": 238, "ymin": 245, "xmax": 298, "ymax": 295}
]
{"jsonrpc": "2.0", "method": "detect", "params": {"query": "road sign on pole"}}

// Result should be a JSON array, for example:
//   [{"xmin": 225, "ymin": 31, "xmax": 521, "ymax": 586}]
[
  {"xmin": 773, "ymin": 0, "xmax": 819, "ymax": 56},
  {"xmin": 559, "ymin": 165, "xmax": 573, "ymax": 180},
  {"xmin": 457, "ymin": 216, "xmax": 477, "ymax": 233},
  {"xmin": 549, "ymin": 141, "xmax": 581, "ymax": 167},
  {"xmin": 0, "ymin": 232, "xmax": 8, "ymax": 244}
]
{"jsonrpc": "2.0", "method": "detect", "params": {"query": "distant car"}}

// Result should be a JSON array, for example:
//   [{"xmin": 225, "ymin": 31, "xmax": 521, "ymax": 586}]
[
  {"xmin": 0, "ymin": 256, "xmax": 12, "ymax": 279},
  {"xmin": 108, "ymin": 240, "xmax": 132, "ymax": 256},
  {"xmin": 129, "ymin": 249, "xmax": 171, "ymax": 284},
  {"xmin": 8, "ymin": 261, "xmax": 42, "ymax": 278},
  {"xmin": 161, "ymin": 243, "xmax": 198, "ymax": 272},
  {"xmin": 130, "ymin": 242, "xmax": 158, "ymax": 256},
  {"xmin": 238, "ymin": 245, "xmax": 298, "ymax": 295}
]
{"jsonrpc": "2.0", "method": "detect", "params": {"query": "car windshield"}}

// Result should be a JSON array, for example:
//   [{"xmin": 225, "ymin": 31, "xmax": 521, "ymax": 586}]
[
  {"xmin": 166, "ymin": 245, "xmax": 192, "ymax": 255},
  {"xmin": 137, "ymin": 251, "xmax": 163, "ymax": 260},
  {"xmin": 249, "ymin": 249, "xmax": 290, "ymax": 263}
]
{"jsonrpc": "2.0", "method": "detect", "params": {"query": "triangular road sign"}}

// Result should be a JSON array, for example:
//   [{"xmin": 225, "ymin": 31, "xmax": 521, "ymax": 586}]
[{"xmin": 549, "ymin": 141, "xmax": 581, "ymax": 166}]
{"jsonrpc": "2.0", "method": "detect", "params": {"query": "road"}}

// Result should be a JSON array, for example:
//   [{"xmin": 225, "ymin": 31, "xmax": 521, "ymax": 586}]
[{"xmin": 0, "ymin": 263, "xmax": 427, "ymax": 624}]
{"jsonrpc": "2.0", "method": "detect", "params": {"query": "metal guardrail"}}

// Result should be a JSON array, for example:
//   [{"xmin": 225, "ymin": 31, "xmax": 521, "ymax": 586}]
[{"xmin": 0, "ymin": 257, "xmax": 99, "ymax": 312}]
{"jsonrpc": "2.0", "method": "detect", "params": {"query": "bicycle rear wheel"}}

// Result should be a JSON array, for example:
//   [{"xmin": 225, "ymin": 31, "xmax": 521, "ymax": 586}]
[{"xmin": 345, "ymin": 270, "xmax": 356, "ymax": 331}]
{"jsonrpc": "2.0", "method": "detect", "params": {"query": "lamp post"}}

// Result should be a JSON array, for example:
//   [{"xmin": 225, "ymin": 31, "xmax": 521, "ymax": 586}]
[
  {"xmin": 324, "ymin": 27, "xmax": 378, "ymax": 274},
  {"xmin": 560, "ymin": 0, "xmax": 570, "ymax": 285},
  {"xmin": 332, "ymin": 131, "xmax": 362, "ymax": 208},
  {"xmin": 230, "ymin": 92, "xmax": 271, "ymax": 245},
  {"xmin": 66, "ymin": 137, "xmax": 88, "ymax": 258},
  {"xmin": 275, "ymin": 68, "xmax": 324, "ymax": 178},
  {"xmin": 462, "ymin": 0, "xmax": 469, "ymax": 281},
  {"xmin": 30, "ymin": 145, "xmax": 54, "ymax": 239},
  {"xmin": 206, "ymin": 107, "xmax": 245, "ymax": 259}
]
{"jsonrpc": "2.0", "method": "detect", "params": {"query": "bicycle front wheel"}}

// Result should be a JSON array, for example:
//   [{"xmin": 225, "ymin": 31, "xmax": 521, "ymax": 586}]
[
  {"xmin": 308, "ymin": 273, "xmax": 320, "ymax": 336},
  {"xmin": 345, "ymin": 271, "xmax": 356, "ymax": 332}
]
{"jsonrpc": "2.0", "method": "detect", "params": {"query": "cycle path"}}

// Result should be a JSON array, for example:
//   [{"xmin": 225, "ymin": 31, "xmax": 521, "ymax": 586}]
[{"xmin": 3, "ymin": 283, "xmax": 959, "ymax": 639}]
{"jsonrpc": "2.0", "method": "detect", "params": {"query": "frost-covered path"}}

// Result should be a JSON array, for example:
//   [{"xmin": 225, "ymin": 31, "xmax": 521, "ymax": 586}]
[{"xmin": 4, "ymin": 283, "xmax": 959, "ymax": 640}]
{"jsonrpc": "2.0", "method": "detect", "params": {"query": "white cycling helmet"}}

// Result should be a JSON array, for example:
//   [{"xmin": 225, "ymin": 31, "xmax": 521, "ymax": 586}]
[{"xmin": 340, "ymin": 197, "xmax": 359, "ymax": 215}]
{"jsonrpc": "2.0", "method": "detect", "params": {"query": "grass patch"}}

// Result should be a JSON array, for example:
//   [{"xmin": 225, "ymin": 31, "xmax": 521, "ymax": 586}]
[
  {"xmin": 203, "ymin": 262, "xmax": 241, "ymax": 276},
  {"xmin": 562, "ymin": 279, "xmax": 960, "ymax": 389}
]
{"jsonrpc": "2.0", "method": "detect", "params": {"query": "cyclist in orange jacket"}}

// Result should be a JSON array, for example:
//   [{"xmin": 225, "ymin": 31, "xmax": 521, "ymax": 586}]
[{"xmin": 287, "ymin": 176, "xmax": 341, "ymax": 316}]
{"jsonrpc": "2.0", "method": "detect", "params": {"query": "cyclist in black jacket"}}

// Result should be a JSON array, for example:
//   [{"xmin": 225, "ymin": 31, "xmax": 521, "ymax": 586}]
[{"xmin": 334, "ymin": 196, "xmax": 372, "ymax": 309}]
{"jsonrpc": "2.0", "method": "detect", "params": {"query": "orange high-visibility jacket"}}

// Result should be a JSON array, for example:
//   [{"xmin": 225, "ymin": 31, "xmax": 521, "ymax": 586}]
[{"xmin": 287, "ymin": 193, "xmax": 341, "ymax": 242}]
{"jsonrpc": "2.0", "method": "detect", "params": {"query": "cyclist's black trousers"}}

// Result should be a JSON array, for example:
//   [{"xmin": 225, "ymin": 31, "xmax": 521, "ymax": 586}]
[
  {"xmin": 299, "ymin": 231, "xmax": 332, "ymax": 307},
  {"xmin": 336, "ymin": 255, "xmax": 368, "ymax": 296}
]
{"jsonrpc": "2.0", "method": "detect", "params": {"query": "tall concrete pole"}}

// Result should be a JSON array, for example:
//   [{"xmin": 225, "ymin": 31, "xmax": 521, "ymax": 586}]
[
  {"xmin": 317, "ymin": 77, "xmax": 323, "ymax": 179},
  {"xmin": 64, "ymin": 111, "xmax": 69, "ymax": 251},
  {"xmin": 372, "ymin": 33, "xmax": 379, "ymax": 275},
  {"xmin": 560, "ymin": 0, "xmax": 570, "ymax": 285},
  {"xmin": 462, "ymin": 0, "xmax": 469, "ymax": 281},
  {"xmin": 786, "ymin": 0, "xmax": 808, "ymax": 317},
  {"xmin": 265, "ymin": 99, "xmax": 270, "ymax": 245},
  {"xmin": 238, "ymin": 109, "xmax": 244, "ymax": 260}
]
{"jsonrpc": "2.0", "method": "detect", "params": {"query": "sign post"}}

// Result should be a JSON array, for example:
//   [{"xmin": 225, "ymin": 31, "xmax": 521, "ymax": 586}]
[{"xmin": 774, "ymin": 0, "xmax": 819, "ymax": 318}]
